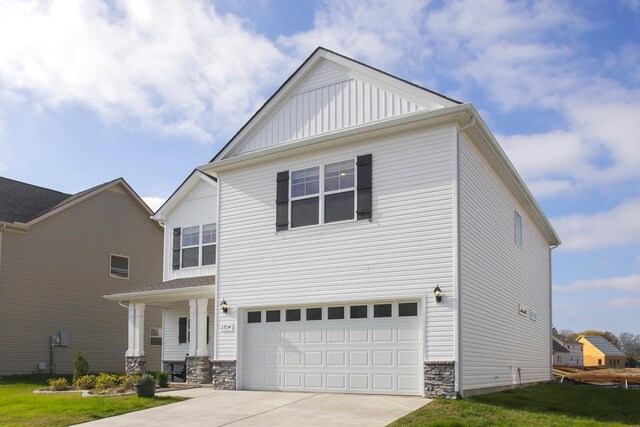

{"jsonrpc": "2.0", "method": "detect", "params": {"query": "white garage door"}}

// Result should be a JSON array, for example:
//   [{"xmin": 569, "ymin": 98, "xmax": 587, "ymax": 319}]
[{"xmin": 241, "ymin": 301, "xmax": 423, "ymax": 395}]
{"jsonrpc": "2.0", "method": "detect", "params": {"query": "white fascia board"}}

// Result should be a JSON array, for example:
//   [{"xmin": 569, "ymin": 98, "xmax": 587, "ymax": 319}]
[
  {"xmin": 103, "ymin": 285, "xmax": 216, "ymax": 303},
  {"xmin": 199, "ymin": 104, "xmax": 471, "ymax": 173}
]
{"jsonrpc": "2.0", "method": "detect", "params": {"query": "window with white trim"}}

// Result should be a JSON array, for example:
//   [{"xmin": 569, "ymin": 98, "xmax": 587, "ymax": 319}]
[
  {"xmin": 179, "ymin": 224, "xmax": 217, "ymax": 268},
  {"xmin": 290, "ymin": 159, "xmax": 355, "ymax": 228},
  {"xmin": 149, "ymin": 327, "xmax": 162, "ymax": 346},
  {"xmin": 515, "ymin": 211, "xmax": 523, "ymax": 246},
  {"xmin": 110, "ymin": 254, "xmax": 129, "ymax": 279}
]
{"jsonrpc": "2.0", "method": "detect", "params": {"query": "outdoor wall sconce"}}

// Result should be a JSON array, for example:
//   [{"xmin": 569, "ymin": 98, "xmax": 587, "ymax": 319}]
[
  {"xmin": 433, "ymin": 285, "xmax": 443, "ymax": 303},
  {"xmin": 220, "ymin": 300, "xmax": 229, "ymax": 314}
]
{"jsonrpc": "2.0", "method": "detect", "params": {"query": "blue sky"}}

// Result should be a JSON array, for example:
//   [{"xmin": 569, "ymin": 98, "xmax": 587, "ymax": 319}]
[{"xmin": 0, "ymin": 0, "xmax": 638, "ymax": 335}]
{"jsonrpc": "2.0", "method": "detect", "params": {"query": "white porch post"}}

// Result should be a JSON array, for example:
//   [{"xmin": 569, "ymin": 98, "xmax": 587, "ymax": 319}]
[
  {"xmin": 126, "ymin": 303, "xmax": 135, "ymax": 357},
  {"xmin": 189, "ymin": 299, "xmax": 197, "ymax": 356},
  {"xmin": 133, "ymin": 303, "xmax": 145, "ymax": 357},
  {"xmin": 196, "ymin": 298, "xmax": 208, "ymax": 356}
]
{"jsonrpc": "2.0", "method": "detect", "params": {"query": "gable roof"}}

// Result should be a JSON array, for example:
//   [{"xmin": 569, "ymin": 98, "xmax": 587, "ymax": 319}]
[
  {"xmin": 579, "ymin": 336, "xmax": 625, "ymax": 356},
  {"xmin": 152, "ymin": 169, "xmax": 217, "ymax": 221},
  {"xmin": 0, "ymin": 176, "xmax": 153, "ymax": 229},
  {"xmin": 553, "ymin": 340, "xmax": 570, "ymax": 353},
  {"xmin": 0, "ymin": 176, "xmax": 71, "ymax": 223},
  {"xmin": 210, "ymin": 47, "xmax": 461, "ymax": 163},
  {"xmin": 553, "ymin": 332, "xmax": 582, "ymax": 347}
]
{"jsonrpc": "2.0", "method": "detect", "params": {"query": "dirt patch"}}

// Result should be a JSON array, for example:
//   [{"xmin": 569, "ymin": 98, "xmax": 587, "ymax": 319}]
[{"xmin": 554, "ymin": 367, "xmax": 640, "ymax": 384}]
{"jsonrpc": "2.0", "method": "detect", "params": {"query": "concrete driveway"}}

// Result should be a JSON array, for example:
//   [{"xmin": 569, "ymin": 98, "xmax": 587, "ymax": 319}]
[{"xmin": 81, "ymin": 388, "xmax": 430, "ymax": 426}]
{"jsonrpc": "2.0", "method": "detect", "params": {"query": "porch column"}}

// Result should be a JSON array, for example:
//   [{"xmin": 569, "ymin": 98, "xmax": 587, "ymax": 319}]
[
  {"xmin": 125, "ymin": 302, "xmax": 146, "ymax": 375},
  {"xmin": 186, "ymin": 298, "xmax": 211, "ymax": 383}
]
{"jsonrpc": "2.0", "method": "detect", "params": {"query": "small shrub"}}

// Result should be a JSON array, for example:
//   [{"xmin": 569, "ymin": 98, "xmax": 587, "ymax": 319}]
[
  {"xmin": 155, "ymin": 372, "xmax": 168, "ymax": 388},
  {"xmin": 138, "ymin": 373, "xmax": 156, "ymax": 384},
  {"xmin": 48, "ymin": 377, "xmax": 69, "ymax": 391},
  {"xmin": 73, "ymin": 352, "xmax": 89, "ymax": 383},
  {"xmin": 74, "ymin": 374, "xmax": 97, "ymax": 390},
  {"xmin": 94, "ymin": 373, "xmax": 120, "ymax": 390}
]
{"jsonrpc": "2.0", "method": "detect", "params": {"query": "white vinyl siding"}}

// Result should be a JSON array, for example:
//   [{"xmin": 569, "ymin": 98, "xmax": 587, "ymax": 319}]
[
  {"xmin": 216, "ymin": 125, "xmax": 457, "ymax": 361},
  {"xmin": 230, "ymin": 63, "xmax": 435, "ymax": 158},
  {"xmin": 162, "ymin": 300, "xmax": 215, "ymax": 362},
  {"xmin": 459, "ymin": 134, "xmax": 551, "ymax": 393},
  {"xmin": 163, "ymin": 180, "xmax": 217, "ymax": 281}
]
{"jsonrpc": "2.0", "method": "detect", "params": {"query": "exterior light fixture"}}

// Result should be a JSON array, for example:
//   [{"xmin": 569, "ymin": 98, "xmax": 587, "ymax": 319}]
[
  {"xmin": 220, "ymin": 300, "xmax": 229, "ymax": 313},
  {"xmin": 433, "ymin": 285, "xmax": 443, "ymax": 303}
]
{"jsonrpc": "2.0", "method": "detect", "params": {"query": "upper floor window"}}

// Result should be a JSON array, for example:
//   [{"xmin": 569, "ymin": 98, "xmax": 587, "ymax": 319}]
[
  {"xmin": 110, "ymin": 254, "xmax": 129, "ymax": 279},
  {"xmin": 276, "ymin": 154, "xmax": 372, "ymax": 232},
  {"xmin": 514, "ymin": 211, "xmax": 522, "ymax": 246},
  {"xmin": 173, "ymin": 224, "xmax": 217, "ymax": 270}
]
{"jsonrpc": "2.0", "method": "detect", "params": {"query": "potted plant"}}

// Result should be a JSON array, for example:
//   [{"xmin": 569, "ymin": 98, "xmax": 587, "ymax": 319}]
[{"xmin": 134, "ymin": 373, "xmax": 156, "ymax": 398}]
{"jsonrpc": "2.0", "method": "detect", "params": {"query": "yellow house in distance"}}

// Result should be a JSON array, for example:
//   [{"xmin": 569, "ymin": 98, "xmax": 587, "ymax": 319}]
[{"xmin": 577, "ymin": 336, "xmax": 626, "ymax": 368}]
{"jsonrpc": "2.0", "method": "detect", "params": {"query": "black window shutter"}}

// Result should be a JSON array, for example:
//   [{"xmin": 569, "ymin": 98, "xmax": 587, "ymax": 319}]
[
  {"xmin": 172, "ymin": 228, "xmax": 181, "ymax": 270},
  {"xmin": 356, "ymin": 154, "xmax": 372, "ymax": 220},
  {"xmin": 276, "ymin": 171, "xmax": 289, "ymax": 231},
  {"xmin": 178, "ymin": 317, "xmax": 187, "ymax": 344},
  {"xmin": 206, "ymin": 316, "xmax": 210, "ymax": 344}
]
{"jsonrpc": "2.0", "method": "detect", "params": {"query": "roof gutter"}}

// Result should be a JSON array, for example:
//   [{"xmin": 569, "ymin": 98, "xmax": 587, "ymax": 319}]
[
  {"xmin": 0, "ymin": 221, "xmax": 29, "ymax": 233},
  {"xmin": 103, "ymin": 285, "xmax": 216, "ymax": 302},
  {"xmin": 199, "ymin": 104, "xmax": 472, "ymax": 173}
]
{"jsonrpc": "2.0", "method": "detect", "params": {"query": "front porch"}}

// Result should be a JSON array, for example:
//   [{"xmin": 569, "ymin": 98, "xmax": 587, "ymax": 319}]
[{"xmin": 105, "ymin": 276, "xmax": 227, "ymax": 385}]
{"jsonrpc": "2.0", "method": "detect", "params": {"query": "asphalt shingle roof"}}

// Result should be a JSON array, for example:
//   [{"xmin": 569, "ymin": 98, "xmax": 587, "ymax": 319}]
[
  {"xmin": 582, "ymin": 336, "xmax": 626, "ymax": 356},
  {"xmin": 114, "ymin": 276, "xmax": 216, "ymax": 294},
  {"xmin": 553, "ymin": 340, "xmax": 570, "ymax": 353},
  {"xmin": 0, "ymin": 177, "xmax": 71, "ymax": 223}
]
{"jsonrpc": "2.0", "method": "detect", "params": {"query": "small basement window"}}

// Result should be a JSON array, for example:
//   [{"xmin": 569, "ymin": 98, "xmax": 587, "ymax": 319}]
[
  {"xmin": 149, "ymin": 327, "xmax": 162, "ymax": 346},
  {"xmin": 110, "ymin": 255, "xmax": 129, "ymax": 279}
]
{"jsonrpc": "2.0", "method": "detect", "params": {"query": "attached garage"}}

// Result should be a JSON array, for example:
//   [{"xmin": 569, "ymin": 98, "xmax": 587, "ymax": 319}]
[{"xmin": 240, "ymin": 301, "xmax": 423, "ymax": 395}]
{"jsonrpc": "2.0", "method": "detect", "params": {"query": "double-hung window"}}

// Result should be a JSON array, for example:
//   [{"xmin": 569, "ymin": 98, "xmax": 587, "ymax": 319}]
[
  {"xmin": 289, "ymin": 160, "xmax": 356, "ymax": 228},
  {"xmin": 175, "ymin": 224, "xmax": 217, "ymax": 269},
  {"xmin": 276, "ymin": 154, "xmax": 371, "ymax": 231}
]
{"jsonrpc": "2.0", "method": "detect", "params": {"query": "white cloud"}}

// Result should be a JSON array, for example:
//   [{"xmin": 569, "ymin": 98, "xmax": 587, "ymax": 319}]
[
  {"xmin": 558, "ymin": 274, "xmax": 640, "ymax": 292},
  {"xmin": 609, "ymin": 297, "xmax": 640, "ymax": 307},
  {"xmin": 551, "ymin": 198, "xmax": 640, "ymax": 251},
  {"xmin": 278, "ymin": 0, "xmax": 432, "ymax": 72},
  {"xmin": 0, "ymin": 0, "xmax": 289, "ymax": 141},
  {"xmin": 142, "ymin": 196, "xmax": 167, "ymax": 212}
]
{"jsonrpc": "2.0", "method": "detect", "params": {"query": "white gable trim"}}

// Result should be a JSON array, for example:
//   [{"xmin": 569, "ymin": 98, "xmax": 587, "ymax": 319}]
[
  {"xmin": 213, "ymin": 48, "xmax": 460, "ymax": 162},
  {"xmin": 152, "ymin": 170, "xmax": 217, "ymax": 222}
]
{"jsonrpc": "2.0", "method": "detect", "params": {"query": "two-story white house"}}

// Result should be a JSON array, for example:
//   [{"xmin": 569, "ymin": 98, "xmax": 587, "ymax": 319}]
[{"xmin": 106, "ymin": 47, "xmax": 560, "ymax": 398}]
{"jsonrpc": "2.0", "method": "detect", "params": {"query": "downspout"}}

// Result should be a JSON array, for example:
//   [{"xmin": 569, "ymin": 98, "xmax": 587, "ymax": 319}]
[
  {"xmin": 454, "ymin": 114, "xmax": 476, "ymax": 397},
  {"xmin": 549, "ymin": 243, "xmax": 559, "ymax": 381}
]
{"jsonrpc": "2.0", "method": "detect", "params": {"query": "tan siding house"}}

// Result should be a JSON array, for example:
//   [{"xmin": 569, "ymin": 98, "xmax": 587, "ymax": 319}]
[{"xmin": 0, "ymin": 177, "xmax": 163, "ymax": 374}]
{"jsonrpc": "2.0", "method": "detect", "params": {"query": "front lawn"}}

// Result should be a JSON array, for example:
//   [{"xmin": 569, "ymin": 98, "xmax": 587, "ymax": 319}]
[
  {"xmin": 391, "ymin": 382, "xmax": 640, "ymax": 426},
  {"xmin": 0, "ymin": 375, "xmax": 185, "ymax": 427}
]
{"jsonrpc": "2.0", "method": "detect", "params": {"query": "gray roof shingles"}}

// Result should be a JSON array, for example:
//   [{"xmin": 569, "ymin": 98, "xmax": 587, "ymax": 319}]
[
  {"xmin": 582, "ymin": 336, "xmax": 626, "ymax": 356},
  {"xmin": 113, "ymin": 276, "xmax": 216, "ymax": 295},
  {"xmin": 0, "ymin": 176, "xmax": 71, "ymax": 223}
]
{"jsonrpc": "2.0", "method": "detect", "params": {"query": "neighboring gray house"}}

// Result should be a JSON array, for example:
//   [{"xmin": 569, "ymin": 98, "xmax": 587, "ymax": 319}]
[
  {"xmin": 552, "ymin": 339, "xmax": 571, "ymax": 366},
  {"xmin": 552, "ymin": 331, "xmax": 583, "ymax": 366},
  {"xmin": 0, "ymin": 177, "xmax": 163, "ymax": 374},
  {"xmin": 106, "ymin": 48, "xmax": 560, "ymax": 398}
]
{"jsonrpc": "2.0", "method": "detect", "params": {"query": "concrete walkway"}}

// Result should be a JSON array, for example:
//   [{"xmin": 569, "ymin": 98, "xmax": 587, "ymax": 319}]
[{"xmin": 81, "ymin": 389, "xmax": 430, "ymax": 426}]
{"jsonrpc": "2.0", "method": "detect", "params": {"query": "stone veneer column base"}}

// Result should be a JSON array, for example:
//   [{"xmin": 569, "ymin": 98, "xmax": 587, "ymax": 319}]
[
  {"xmin": 424, "ymin": 361, "xmax": 456, "ymax": 398},
  {"xmin": 125, "ymin": 356, "xmax": 146, "ymax": 375},
  {"xmin": 211, "ymin": 360, "xmax": 236, "ymax": 390},
  {"xmin": 186, "ymin": 356, "xmax": 212, "ymax": 384}
]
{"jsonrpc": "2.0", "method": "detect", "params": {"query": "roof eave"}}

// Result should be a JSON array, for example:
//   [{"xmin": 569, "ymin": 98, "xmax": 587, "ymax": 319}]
[
  {"xmin": 151, "ymin": 170, "xmax": 218, "ymax": 222},
  {"xmin": 103, "ymin": 284, "xmax": 216, "ymax": 302}
]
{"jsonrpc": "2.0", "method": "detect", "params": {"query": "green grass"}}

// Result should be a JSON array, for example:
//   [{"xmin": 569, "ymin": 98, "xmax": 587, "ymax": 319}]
[
  {"xmin": 0, "ymin": 374, "xmax": 185, "ymax": 427},
  {"xmin": 391, "ymin": 382, "xmax": 640, "ymax": 426}
]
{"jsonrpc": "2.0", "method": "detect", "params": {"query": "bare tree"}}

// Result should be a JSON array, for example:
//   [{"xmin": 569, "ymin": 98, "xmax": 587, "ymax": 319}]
[{"xmin": 617, "ymin": 332, "xmax": 640, "ymax": 358}]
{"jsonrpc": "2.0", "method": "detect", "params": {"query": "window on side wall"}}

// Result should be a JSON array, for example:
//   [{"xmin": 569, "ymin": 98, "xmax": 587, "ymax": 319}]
[
  {"xmin": 514, "ymin": 211, "xmax": 523, "ymax": 246},
  {"xmin": 181, "ymin": 226, "xmax": 200, "ymax": 268},
  {"xmin": 110, "ymin": 254, "xmax": 129, "ymax": 279},
  {"xmin": 150, "ymin": 327, "xmax": 162, "ymax": 346},
  {"xmin": 177, "ymin": 224, "xmax": 217, "ymax": 269},
  {"xmin": 202, "ymin": 223, "xmax": 217, "ymax": 265}
]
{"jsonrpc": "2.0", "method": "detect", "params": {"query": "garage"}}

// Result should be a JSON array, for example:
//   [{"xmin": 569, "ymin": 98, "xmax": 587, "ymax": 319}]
[{"xmin": 240, "ymin": 301, "xmax": 423, "ymax": 395}]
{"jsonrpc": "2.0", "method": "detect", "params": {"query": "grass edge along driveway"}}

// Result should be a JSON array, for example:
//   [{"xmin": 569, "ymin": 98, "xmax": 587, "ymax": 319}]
[
  {"xmin": 390, "ymin": 382, "xmax": 640, "ymax": 426},
  {"xmin": 0, "ymin": 375, "xmax": 185, "ymax": 427}
]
